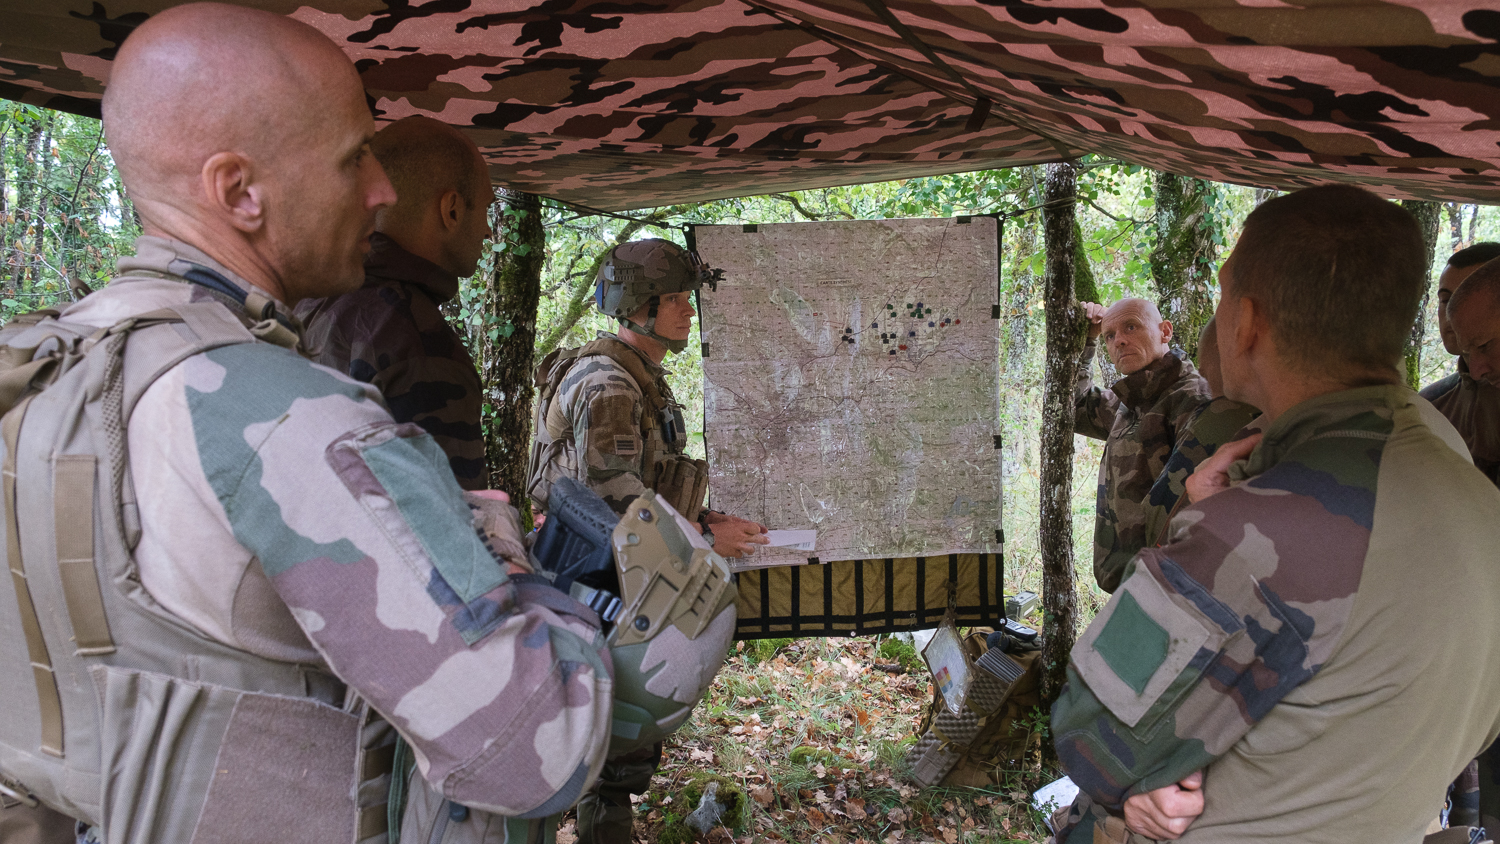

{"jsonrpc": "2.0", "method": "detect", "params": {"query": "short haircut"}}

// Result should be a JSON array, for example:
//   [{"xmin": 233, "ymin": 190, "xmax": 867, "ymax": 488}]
[
  {"xmin": 1225, "ymin": 184, "xmax": 1424, "ymax": 376},
  {"xmin": 1448, "ymin": 259, "xmax": 1500, "ymax": 316},
  {"xmin": 1449, "ymin": 242, "xmax": 1500, "ymax": 269},
  {"xmin": 371, "ymin": 117, "xmax": 486, "ymax": 213}
]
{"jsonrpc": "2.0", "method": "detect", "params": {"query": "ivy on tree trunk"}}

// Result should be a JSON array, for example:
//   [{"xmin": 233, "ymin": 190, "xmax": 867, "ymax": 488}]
[
  {"xmin": 1150, "ymin": 172, "xmax": 1219, "ymax": 361},
  {"xmin": 1039, "ymin": 162, "xmax": 1086, "ymax": 719},
  {"xmin": 481, "ymin": 189, "xmax": 544, "ymax": 508},
  {"xmin": 1401, "ymin": 200, "xmax": 1441, "ymax": 389}
]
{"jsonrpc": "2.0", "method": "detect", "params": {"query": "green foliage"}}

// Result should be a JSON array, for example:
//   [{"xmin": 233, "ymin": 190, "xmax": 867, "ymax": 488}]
[
  {"xmin": 876, "ymin": 635, "xmax": 924, "ymax": 672},
  {"xmin": 741, "ymin": 637, "xmax": 795, "ymax": 665},
  {"xmin": 0, "ymin": 104, "xmax": 140, "ymax": 320}
]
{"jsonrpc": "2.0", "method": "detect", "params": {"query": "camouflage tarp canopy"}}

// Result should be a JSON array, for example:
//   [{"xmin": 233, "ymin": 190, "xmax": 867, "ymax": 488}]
[{"xmin": 4, "ymin": 1, "xmax": 1500, "ymax": 210}]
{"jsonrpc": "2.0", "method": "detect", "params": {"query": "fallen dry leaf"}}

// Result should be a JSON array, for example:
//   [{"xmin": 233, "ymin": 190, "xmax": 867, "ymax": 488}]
[
  {"xmin": 807, "ymin": 808, "xmax": 828, "ymax": 827},
  {"xmin": 846, "ymin": 799, "xmax": 868, "ymax": 821},
  {"xmin": 942, "ymin": 827, "xmax": 958, "ymax": 844},
  {"xmin": 751, "ymin": 786, "xmax": 775, "ymax": 807}
]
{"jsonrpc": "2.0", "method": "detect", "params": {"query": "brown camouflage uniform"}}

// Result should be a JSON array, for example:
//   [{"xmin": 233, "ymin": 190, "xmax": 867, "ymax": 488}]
[
  {"xmin": 1421, "ymin": 358, "xmax": 1500, "ymax": 488},
  {"xmin": 1054, "ymin": 385, "xmax": 1500, "ymax": 842},
  {"xmin": 59, "ymin": 236, "xmax": 612, "ymax": 835},
  {"xmin": 528, "ymin": 333, "xmax": 691, "ymax": 515},
  {"xmin": 295, "ymin": 232, "xmax": 486, "ymax": 490},
  {"xmin": 1074, "ymin": 341, "xmax": 1212, "ymax": 594},
  {"xmin": 1136, "ymin": 398, "xmax": 1261, "ymax": 551}
]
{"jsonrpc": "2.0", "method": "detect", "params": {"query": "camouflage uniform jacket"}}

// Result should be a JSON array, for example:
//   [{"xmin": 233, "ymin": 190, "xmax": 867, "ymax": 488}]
[
  {"xmin": 1074, "ymin": 341, "xmax": 1212, "ymax": 593},
  {"xmin": 1136, "ymin": 398, "xmax": 1261, "ymax": 551},
  {"xmin": 295, "ymin": 232, "xmax": 486, "ymax": 489},
  {"xmin": 67, "ymin": 236, "xmax": 613, "ymax": 818},
  {"xmin": 529, "ymin": 333, "xmax": 689, "ymax": 515},
  {"xmin": 1421, "ymin": 357, "xmax": 1500, "ymax": 487},
  {"xmin": 1052, "ymin": 385, "xmax": 1500, "ymax": 843}
]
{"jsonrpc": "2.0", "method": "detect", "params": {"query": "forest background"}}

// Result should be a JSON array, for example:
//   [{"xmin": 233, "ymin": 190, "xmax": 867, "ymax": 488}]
[{"xmin": 1, "ymin": 101, "xmax": 1488, "ymax": 841}]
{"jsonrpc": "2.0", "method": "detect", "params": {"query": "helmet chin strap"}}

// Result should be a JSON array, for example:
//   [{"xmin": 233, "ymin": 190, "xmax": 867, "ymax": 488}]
[{"xmin": 623, "ymin": 295, "xmax": 690, "ymax": 355}]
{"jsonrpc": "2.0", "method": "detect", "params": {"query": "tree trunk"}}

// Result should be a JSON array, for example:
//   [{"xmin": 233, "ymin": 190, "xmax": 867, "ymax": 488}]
[
  {"xmin": 481, "ymin": 189, "xmax": 544, "ymax": 509},
  {"xmin": 1401, "ymin": 200, "xmax": 1441, "ymax": 389},
  {"xmin": 26, "ymin": 116, "xmax": 57, "ymax": 289},
  {"xmin": 10, "ymin": 117, "xmax": 45, "ymax": 291},
  {"xmin": 1150, "ymin": 172, "xmax": 1220, "ymax": 361},
  {"xmin": 1039, "ymin": 162, "xmax": 1085, "ymax": 716},
  {"xmin": 1447, "ymin": 202, "xmax": 1464, "ymax": 253},
  {"xmin": 1002, "ymin": 203, "xmax": 1039, "ymax": 486}
]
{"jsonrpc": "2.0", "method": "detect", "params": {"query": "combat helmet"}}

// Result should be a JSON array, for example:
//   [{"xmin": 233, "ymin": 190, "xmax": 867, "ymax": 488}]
[
  {"xmin": 530, "ymin": 478, "xmax": 737, "ymax": 755},
  {"xmin": 596, "ymin": 238, "xmax": 721, "ymax": 354}
]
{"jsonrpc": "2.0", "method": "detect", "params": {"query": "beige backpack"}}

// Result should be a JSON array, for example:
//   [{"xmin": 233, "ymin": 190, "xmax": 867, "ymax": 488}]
[{"xmin": 0, "ymin": 279, "xmax": 392, "ymax": 843}]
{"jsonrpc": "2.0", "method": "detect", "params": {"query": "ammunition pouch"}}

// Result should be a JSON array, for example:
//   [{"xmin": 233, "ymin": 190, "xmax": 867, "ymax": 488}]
[{"xmin": 651, "ymin": 453, "xmax": 709, "ymax": 524}]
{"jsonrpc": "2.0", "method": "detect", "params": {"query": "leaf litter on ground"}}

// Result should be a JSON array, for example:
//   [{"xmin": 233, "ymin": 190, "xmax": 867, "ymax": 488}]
[{"xmin": 611, "ymin": 635, "xmax": 1056, "ymax": 844}]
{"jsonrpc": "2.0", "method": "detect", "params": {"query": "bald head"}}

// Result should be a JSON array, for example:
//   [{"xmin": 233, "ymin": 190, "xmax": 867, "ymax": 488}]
[
  {"xmin": 372, "ymin": 116, "xmax": 493, "ymax": 277},
  {"xmin": 104, "ymin": 4, "xmax": 357, "ymax": 204},
  {"xmin": 1100, "ymin": 297, "xmax": 1173, "ymax": 375},
  {"xmin": 102, "ymin": 3, "xmax": 395, "ymax": 302}
]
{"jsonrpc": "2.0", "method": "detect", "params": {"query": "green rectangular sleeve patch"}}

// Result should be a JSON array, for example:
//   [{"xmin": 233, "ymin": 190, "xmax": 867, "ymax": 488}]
[
  {"xmin": 360, "ymin": 433, "xmax": 505, "ymax": 604},
  {"xmin": 1071, "ymin": 567, "xmax": 1227, "ymax": 729},
  {"xmin": 1093, "ymin": 591, "xmax": 1168, "ymax": 694}
]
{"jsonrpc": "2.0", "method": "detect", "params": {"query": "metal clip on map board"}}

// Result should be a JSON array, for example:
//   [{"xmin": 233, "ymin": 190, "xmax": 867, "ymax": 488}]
[{"xmin": 921, "ymin": 618, "xmax": 974, "ymax": 716}]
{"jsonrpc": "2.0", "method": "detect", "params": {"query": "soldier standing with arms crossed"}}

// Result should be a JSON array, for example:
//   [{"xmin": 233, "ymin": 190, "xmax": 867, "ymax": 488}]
[{"xmin": 528, "ymin": 239, "xmax": 767, "ymax": 844}]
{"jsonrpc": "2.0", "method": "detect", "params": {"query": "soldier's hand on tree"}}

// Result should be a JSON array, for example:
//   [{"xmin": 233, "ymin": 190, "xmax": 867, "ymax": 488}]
[
  {"xmin": 1124, "ymin": 770, "xmax": 1204, "ymax": 840},
  {"xmin": 1185, "ymin": 433, "xmax": 1263, "ymax": 504},
  {"xmin": 1082, "ymin": 301, "xmax": 1107, "ymax": 339}
]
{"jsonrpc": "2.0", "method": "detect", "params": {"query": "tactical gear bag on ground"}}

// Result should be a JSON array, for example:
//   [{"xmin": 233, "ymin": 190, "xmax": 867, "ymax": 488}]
[
  {"xmin": 528, "ymin": 336, "xmax": 708, "ymax": 520},
  {"xmin": 906, "ymin": 629, "xmax": 1044, "ymax": 788},
  {"xmin": 0, "ymin": 279, "xmax": 393, "ymax": 844}
]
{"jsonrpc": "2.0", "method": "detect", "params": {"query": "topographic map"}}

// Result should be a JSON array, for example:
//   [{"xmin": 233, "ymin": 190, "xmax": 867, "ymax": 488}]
[{"xmin": 696, "ymin": 218, "xmax": 1001, "ymax": 570}]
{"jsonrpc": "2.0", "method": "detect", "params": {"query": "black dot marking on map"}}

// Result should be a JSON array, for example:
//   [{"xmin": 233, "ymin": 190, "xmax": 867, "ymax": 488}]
[
  {"xmin": 928, "ymin": 321, "xmax": 934, "ymax": 327},
  {"xmin": 908, "ymin": 331, "xmax": 915, "ymax": 337},
  {"xmin": 888, "ymin": 349, "xmax": 896, "ymax": 355}
]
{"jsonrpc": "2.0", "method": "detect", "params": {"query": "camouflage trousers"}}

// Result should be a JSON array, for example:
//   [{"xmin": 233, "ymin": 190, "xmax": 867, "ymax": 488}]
[{"xmin": 575, "ymin": 743, "xmax": 663, "ymax": 844}]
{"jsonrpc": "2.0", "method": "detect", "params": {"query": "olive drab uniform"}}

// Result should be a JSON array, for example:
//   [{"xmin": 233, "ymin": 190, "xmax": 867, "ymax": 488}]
[
  {"xmin": 1052, "ymin": 386, "xmax": 1500, "ymax": 843},
  {"xmin": 528, "ymin": 333, "xmax": 708, "ymax": 521},
  {"xmin": 1074, "ymin": 341, "xmax": 1213, "ymax": 594},
  {"xmin": 0, "ymin": 237, "xmax": 615, "ymax": 844}
]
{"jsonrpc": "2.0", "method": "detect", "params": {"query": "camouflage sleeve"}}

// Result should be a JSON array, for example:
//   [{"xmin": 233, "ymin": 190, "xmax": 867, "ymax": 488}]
[
  {"xmin": 1074, "ymin": 341, "xmax": 1116, "ymax": 440},
  {"xmin": 1053, "ymin": 437, "xmax": 1375, "ymax": 815},
  {"xmin": 182, "ymin": 344, "xmax": 612, "ymax": 818},
  {"xmin": 370, "ymin": 357, "xmax": 487, "ymax": 491},
  {"xmin": 565, "ymin": 358, "xmax": 652, "ymax": 513},
  {"xmin": 1140, "ymin": 399, "xmax": 1262, "ymax": 547}
]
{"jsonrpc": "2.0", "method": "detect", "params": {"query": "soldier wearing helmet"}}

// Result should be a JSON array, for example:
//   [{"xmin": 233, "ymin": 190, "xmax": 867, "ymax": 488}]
[{"xmin": 527, "ymin": 237, "xmax": 767, "ymax": 844}]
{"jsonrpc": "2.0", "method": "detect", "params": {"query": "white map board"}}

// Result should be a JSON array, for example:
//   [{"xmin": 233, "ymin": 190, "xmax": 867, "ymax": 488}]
[{"xmin": 697, "ymin": 217, "xmax": 1001, "ymax": 570}]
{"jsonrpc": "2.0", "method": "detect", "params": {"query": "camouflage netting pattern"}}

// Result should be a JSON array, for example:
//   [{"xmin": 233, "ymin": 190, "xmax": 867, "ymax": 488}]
[{"xmin": 4, "ymin": 1, "xmax": 1500, "ymax": 209}]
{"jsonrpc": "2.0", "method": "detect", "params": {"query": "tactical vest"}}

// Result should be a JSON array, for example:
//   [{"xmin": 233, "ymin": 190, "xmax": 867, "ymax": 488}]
[
  {"xmin": 0, "ymin": 278, "xmax": 392, "ymax": 844},
  {"xmin": 528, "ymin": 335, "xmax": 709, "ymax": 520}
]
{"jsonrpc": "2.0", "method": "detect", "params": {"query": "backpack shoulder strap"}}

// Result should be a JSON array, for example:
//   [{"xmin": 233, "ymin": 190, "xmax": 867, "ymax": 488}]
[{"xmin": 579, "ymin": 335, "xmax": 669, "ymax": 417}]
